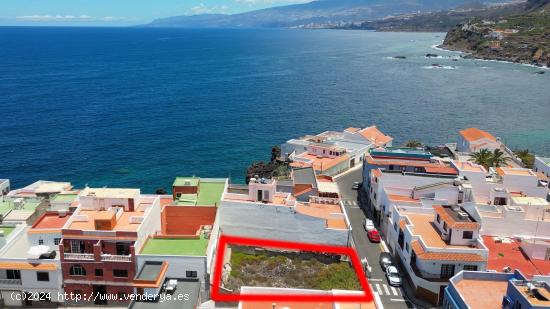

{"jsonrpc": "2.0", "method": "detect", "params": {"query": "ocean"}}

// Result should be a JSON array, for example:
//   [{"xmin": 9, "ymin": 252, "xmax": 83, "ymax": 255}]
[{"xmin": 1, "ymin": 27, "xmax": 549, "ymax": 192}]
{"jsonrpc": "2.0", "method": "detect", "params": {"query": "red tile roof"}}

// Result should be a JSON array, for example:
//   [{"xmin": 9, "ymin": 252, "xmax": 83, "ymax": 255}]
[
  {"xmin": 424, "ymin": 166, "xmax": 459, "ymax": 175},
  {"xmin": 483, "ymin": 236, "xmax": 540, "ymax": 278},
  {"xmin": 459, "ymin": 128, "xmax": 497, "ymax": 142},
  {"xmin": 359, "ymin": 126, "xmax": 393, "ymax": 147},
  {"xmin": 411, "ymin": 240, "xmax": 485, "ymax": 262}
]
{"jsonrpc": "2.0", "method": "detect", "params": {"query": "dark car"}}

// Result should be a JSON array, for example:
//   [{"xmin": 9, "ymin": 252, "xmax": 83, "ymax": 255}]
[{"xmin": 379, "ymin": 252, "xmax": 393, "ymax": 271}]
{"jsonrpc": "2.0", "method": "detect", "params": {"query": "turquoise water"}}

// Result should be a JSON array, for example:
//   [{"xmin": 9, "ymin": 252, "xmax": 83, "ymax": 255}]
[{"xmin": 0, "ymin": 27, "xmax": 549, "ymax": 192}]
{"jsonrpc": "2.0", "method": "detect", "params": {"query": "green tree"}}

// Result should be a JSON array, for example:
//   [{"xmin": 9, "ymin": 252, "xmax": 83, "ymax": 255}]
[
  {"xmin": 404, "ymin": 140, "xmax": 423, "ymax": 148},
  {"xmin": 489, "ymin": 149, "xmax": 511, "ymax": 168},
  {"xmin": 469, "ymin": 149, "xmax": 493, "ymax": 169},
  {"xmin": 155, "ymin": 187, "xmax": 167, "ymax": 195},
  {"xmin": 514, "ymin": 149, "xmax": 534, "ymax": 168}
]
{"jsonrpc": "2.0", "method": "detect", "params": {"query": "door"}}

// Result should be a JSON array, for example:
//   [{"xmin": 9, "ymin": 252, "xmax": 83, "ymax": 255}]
[
  {"xmin": 546, "ymin": 247, "xmax": 550, "ymax": 261},
  {"xmin": 257, "ymin": 190, "xmax": 262, "ymax": 201},
  {"xmin": 93, "ymin": 285, "xmax": 108, "ymax": 305}
]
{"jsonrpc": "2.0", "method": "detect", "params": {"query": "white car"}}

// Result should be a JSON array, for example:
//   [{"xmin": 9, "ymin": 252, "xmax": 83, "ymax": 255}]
[
  {"xmin": 386, "ymin": 266, "xmax": 402, "ymax": 287},
  {"xmin": 364, "ymin": 219, "xmax": 375, "ymax": 231},
  {"xmin": 164, "ymin": 279, "xmax": 178, "ymax": 294}
]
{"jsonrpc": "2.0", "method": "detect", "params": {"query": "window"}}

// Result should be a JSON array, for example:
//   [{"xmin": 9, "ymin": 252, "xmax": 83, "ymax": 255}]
[
  {"xmin": 186, "ymin": 271, "xmax": 198, "ymax": 278},
  {"xmin": 36, "ymin": 272, "xmax": 50, "ymax": 282},
  {"xmin": 463, "ymin": 231, "xmax": 474, "ymax": 239},
  {"xmin": 436, "ymin": 214, "xmax": 441, "ymax": 223},
  {"xmin": 70, "ymin": 240, "xmax": 84, "ymax": 253},
  {"xmin": 440, "ymin": 264, "xmax": 455, "ymax": 278},
  {"xmin": 113, "ymin": 269, "xmax": 128, "ymax": 278},
  {"xmin": 95, "ymin": 269, "xmax": 103, "ymax": 277},
  {"xmin": 116, "ymin": 243, "xmax": 130, "ymax": 255},
  {"xmin": 69, "ymin": 265, "xmax": 86, "ymax": 276},
  {"xmin": 443, "ymin": 222, "xmax": 448, "ymax": 231},
  {"xmin": 405, "ymin": 242, "xmax": 410, "ymax": 253},
  {"xmin": 176, "ymin": 193, "xmax": 182, "ymax": 198},
  {"xmin": 394, "ymin": 222, "xmax": 398, "ymax": 231},
  {"xmin": 7, "ymin": 269, "xmax": 21, "ymax": 279},
  {"xmin": 38, "ymin": 239, "xmax": 44, "ymax": 245},
  {"xmin": 464, "ymin": 265, "xmax": 478, "ymax": 271},
  {"xmin": 54, "ymin": 238, "xmax": 61, "ymax": 245}
]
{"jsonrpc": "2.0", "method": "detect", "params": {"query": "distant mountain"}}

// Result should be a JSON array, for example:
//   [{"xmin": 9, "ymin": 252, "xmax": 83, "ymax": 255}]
[{"xmin": 146, "ymin": 0, "xmax": 513, "ymax": 28}]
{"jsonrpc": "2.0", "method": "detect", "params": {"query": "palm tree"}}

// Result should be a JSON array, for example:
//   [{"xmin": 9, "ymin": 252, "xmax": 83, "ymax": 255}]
[
  {"xmin": 489, "ymin": 149, "xmax": 510, "ymax": 168},
  {"xmin": 404, "ymin": 140, "xmax": 423, "ymax": 148},
  {"xmin": 514, "ymin": 149, "xmax": 534, "ymax": 168},
  {"xmin": 469, "ymin": 149, "xmax": 493, "ymax": 169}
]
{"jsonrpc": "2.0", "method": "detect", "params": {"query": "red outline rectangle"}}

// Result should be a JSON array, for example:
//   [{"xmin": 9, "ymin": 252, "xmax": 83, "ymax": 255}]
[{"xmin": 211, "ymin": 234, "xmax": 374, "ymax": 303}]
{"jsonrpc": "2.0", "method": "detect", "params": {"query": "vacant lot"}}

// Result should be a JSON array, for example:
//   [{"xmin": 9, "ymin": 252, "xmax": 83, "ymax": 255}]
[{"xmin": 225, "ymin": 249, "xmax": 362, "ymax": 292}]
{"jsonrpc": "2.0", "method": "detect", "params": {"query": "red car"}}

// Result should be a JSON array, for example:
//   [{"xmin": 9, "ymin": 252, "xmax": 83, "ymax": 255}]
[{"xmin": 368, "ymin": 229, "xmax": 381, "ymax": 243}]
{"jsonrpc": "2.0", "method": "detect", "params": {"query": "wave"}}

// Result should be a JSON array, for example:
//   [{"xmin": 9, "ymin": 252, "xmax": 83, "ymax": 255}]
[{"xmin": 423, "ymin": 65, "xmax": 458, "ymax": 70}]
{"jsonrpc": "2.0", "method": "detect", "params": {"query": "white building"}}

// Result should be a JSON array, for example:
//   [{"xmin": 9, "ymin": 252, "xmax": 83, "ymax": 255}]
[
  {"xmin": 388, "ymin": 205, "xmax": 489, "ymax": 305},
  {"xmin": 535, "ymin": 156, "xmax": 550, "ymax": 179},
  {"xmin": 456, "ymin": 128, "xmax": 501, "ymax": 153}
]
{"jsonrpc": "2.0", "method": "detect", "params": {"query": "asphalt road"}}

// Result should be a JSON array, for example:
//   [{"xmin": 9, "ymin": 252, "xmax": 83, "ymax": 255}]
[{"xmin": 335, "ymin": 166, "xmax": 415, "ymax": 309}]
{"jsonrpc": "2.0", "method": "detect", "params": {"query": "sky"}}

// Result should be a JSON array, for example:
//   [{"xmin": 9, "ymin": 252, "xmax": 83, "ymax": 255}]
[{"xmin": 0, "ymin": 0, "xmax": 310, "ymax": 26}]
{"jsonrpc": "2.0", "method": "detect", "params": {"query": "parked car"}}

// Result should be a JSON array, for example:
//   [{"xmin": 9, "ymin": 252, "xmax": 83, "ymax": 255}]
[
  {"xmin": 364, "ymin": 218, "xmax": 375, "ymax": 231},
  {"xmin": 386, "ymin": 266, "xmax": 402, "ymax": 287},
  {"xmin": 379, "ymin": 252, "xmax": 392, "ymax": 271},
  {"xmin": 352, "ymin": 182, "xmax": 361, "ymax": 190},
  {"xmin": 164, "ymin": 279, "xmax": 178, "ymax": 294},
  {"xmin": 367, "ymin": 229, "xmax": 381, "ymax": 243}
]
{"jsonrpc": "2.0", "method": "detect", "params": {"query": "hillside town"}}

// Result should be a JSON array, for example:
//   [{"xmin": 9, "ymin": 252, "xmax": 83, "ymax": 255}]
[{"xmin": 0, "ymin": 126, "xmax": 549, "ymax": 309}]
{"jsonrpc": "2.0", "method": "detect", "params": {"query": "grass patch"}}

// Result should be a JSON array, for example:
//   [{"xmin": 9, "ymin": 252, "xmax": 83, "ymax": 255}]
[{"xmin": 226, "ymin": 249, "xmax": 362, "ymax": 291}]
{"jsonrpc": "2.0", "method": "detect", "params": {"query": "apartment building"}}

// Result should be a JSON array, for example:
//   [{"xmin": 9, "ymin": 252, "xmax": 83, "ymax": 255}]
[
  {"xmin": 60, "ymin": 188, "xmax": 161, "ymax": 305},
  {"xmin": 0, "ymin": 211, "xmax": 72, "ymax": 307},
  {"xmin": 444, "ymin": 270, "xmax": 550, "ymax": 309},
  {"xmin": 366, "ymin": 168, "xmax": 464, "ymax": 234},
  {"xmin": 219, "ymin": 175, "xmax": 350, "ymax": 246},
  {"xmin": 534, "ymin": 157, "xmax": 550, "ymax": 185},
  {"xmin": 388, "ymin": 205, "xmax": 489, "ymax": 305}
]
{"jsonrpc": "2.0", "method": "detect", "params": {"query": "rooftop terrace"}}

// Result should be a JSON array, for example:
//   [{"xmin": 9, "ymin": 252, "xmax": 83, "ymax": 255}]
[
  {"xmin": 0, "ymin": 226, "xmax": 15, "ymax": 237},
  {"xmin": 454, "ymin": 277, "xmax": 509, "ymax": 309},
  {"xmin": 80, "ymin": 187, "xmax": 139, "ymax": 199},
  {"xmin": 140, "ymin": 236, "xmax": 208, "ymax": 256},
  {"xmin": 50, "ymin": 193, "xmax": 78, "ymax": 203},
  {"xmin": 68, "ymin": 209, "xmax": 144, "ymax": 231},
  {"xmin": 403, "ymin": 212, "xmax": 471, "ymax": 249},
  {"xmin": 174, "ymin": 179, "xmax": 225, "ymax": 207},
  {"xmin": 31, "ymin": 212, "xmax": 71, "ymax": 230}
]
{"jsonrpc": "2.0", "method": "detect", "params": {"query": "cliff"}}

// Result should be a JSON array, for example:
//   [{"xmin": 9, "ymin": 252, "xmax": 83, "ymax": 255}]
[{"xmin": 441, "ymin": 0, "xmax": 550, "ymax": 67}]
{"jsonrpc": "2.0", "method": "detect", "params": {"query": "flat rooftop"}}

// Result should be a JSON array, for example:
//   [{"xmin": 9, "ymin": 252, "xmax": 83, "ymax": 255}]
[
  {"xmin": 32, "ymin": 212, "xmax": 71, "ymax": 230},
  {"xmin": 68, "ymin": 209, "xmax": 144, "ymax": 231},
  {"xmin": 511, "ymin": 196, "xmax": 548, "ymax": 206},
  {"xmin": 403, "ymin": 212, "xmax": 466, "ymax": 249},
  {"xmin": 496, "ymin": 167, "xmax": 536, "ymax": 177},
  {"xmin": 174, "ymin": 179, "xmax": 225, "ymax": 207},
  {"xmin": 512, "ymin": 280, "xmax": 550, "ymax": 306},
  {"xmin": 131, "ymin": 280, "xmax": 200, "ymax": 309},
  {"xmin": 173, "ymin": 177, "xmax": 199, "ymax": 187},
  {"xmin": 135, "ymin": 262, "xmax": 163, "ymax": 281},
  {"xmin": 0, "ymin": 226, "xmax": 15, "ymax": 237},
  {"xmin": 140, "ymin": 236, "xmax": 208, "ymax": 256},
  {"xmin": 483, "ymin": 236, "xmax": 542, "ymax": 278},
  {"xmin": 454, "ymin": 278, "xmax": 509, "ymax": 309},
  {"xmin": 80, "ymin": 187, "xmax": 139, "ymax": 199},
  {"xmin": 454, "ymin": 161, "xmax": 487, "ymax": 173},
  {"xmin": 50, "ymin": 193, "xmax": 78, "ymax": 203}
]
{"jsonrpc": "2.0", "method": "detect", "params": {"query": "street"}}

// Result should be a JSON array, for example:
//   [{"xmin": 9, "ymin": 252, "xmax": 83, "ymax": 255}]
[{"xmin": 335, "ymin": 166, "xmax": 415, "ymax": 309}]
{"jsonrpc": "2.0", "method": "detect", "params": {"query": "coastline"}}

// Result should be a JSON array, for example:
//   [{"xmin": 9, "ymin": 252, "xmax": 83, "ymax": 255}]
[{"xmin": 433, "ymin": 43, "xmax": 549, "ymax": 70}]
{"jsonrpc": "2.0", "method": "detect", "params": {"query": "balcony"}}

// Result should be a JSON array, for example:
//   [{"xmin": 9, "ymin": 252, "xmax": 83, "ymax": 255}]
[
  {"xmin": 0, "ymin": 278, "xmax": 22, "ymax": 285},
  {"xmin": 64, "ymin": 253, "xmax": 94, "ymax": 261},
  {"xmin": 101, "ymin": 254, "xmax": 132, "ymax": 262}
]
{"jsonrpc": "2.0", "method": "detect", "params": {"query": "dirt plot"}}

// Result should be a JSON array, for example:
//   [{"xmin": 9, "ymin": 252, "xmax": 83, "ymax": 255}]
[{"xmin": 225, "ymin": 247, "xmax": 363, "ymax": 292}]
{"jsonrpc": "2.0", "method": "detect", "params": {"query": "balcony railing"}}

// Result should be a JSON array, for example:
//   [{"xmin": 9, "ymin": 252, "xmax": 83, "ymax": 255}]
[
  {"xmin": 101, "ymin": 254, "xmax": 132, "ymax": 262},
  {"xmin": 0, "ymin": 279, "xmax": 22, "ymax": 285},
  {"xmin": 64, "ymin": 253, "xmax": 94, "ymax": 260}
]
